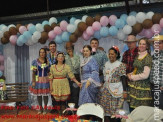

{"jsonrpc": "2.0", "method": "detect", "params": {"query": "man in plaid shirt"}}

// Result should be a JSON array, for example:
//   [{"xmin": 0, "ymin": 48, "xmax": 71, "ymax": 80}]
[
  {"xmin": 150, "ymin": 35, "xmax": 163, "ymax": 110},
  {"xmin": 122, "ymin": 35, "xmax": 138, "ymax": 85}
]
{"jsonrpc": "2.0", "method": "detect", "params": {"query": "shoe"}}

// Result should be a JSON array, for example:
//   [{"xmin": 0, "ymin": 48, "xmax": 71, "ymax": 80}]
[
  {"xmin": 37, "ymin": 110, "xmax": 42, "ymax": 114},
  {"xmin": 43, "ymin": 110, "xmax": 47, "ymax": 115}
]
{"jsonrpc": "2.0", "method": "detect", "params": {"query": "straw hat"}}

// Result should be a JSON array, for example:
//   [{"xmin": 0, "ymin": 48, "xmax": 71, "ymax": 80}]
[
  {"xmin": 150, "ymin": 35, "xmax": 163, "ymax": 41},
  {"xmin": 124, "ymin": 35, "xmax": 138, "ymax": 43}
]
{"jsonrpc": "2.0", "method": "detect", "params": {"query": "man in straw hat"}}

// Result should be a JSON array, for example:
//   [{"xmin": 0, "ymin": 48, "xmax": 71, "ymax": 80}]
[
  {"xmin": 150, "ymin": 35, "xmax": 163, "ymax": 110},
  {"xmin": 65, "ymin": 42, "xmax": 80, "ymax": 109},
  {"xmin": 122, "ymin": 35, "xmax": 139, "ymax": 82}
]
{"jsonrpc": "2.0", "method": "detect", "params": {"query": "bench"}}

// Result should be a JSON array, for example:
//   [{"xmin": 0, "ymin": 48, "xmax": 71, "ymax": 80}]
[{"xmin": 0, "ymin": 82, "xmax": 29, "ymax": 115}]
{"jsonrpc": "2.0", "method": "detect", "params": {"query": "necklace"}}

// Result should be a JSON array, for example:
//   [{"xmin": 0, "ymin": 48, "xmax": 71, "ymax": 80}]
[{"xmin": 55, "ymin": 64, "xmax": 65, "ymax": 72}]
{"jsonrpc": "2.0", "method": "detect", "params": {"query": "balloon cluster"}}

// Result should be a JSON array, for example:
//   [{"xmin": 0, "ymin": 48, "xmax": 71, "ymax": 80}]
[{"xmin": 0, "ymin": 11, "xmax": 163, "ymax": 46}]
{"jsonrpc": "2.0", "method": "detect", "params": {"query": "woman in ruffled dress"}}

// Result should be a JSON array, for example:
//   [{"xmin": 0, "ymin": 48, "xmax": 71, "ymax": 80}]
[
  {"xmin": 99, "ymin": 46, "xmax": 127, "ymax": 122},
  {"xmin": 29, "ymin": 48, "xmax": 50, "ymax": 115},
  {"xmin": 78, "ymin": 45, "xmax": 101, "ymax": 106},
  {"xmin": 127, "ymin": 38, "xmax": 152, "ymax": 111}
]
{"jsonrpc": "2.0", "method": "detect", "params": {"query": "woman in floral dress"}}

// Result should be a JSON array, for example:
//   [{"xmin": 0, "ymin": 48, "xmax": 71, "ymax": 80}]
[{"xmin": 99, "ymin": 46, "xmax": 127, "ymax": 122}]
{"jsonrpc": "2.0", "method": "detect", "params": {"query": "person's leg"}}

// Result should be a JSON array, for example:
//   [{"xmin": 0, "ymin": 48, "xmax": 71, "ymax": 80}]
[
  {"xmin": 43, "ymin": 96, "xmax": 48, "ymax": 114},
  {"xmin": 50, "ymin": 95, "xmax": 57, "ymax": 113},
  {"xmin": 37, "ymin": 96, "xmax": 43, "ymax": 114}
]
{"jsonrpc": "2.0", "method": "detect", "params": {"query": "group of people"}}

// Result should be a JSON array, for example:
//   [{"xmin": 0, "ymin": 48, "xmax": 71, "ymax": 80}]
[{"xmin": 28, "ymin": 34, "xmax": 163, "ymax": 122}]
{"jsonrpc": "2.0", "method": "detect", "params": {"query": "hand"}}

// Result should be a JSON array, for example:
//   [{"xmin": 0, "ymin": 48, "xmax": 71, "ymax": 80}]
[
  {"xmin": 86, "ymin": 80, "xmax": 91, "ymax": 88},
  {"xmin": 32, "ymin": 82, "xmax": 36, "ymax": 87},
  {"xmin": 113, "ymin": 88, "xmax": 118, "ymax": 94},
  {"xmin": 123, "ymin": 91, "xmax": 127, "ymax": 99},
  {"xmin": 127, "ymin": 74, "xmax": 131, "ymax": 80},
  {"xmin": 76, "ymin": 82, "xmax": 81, "ymax": 88}
]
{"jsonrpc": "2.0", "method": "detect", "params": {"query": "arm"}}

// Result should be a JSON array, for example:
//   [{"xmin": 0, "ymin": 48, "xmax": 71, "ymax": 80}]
[
  {"xmin": 49, "ymin": 66, "xmax": 54, "ymax": 92},
  {"xmin": 131, "ymin": 66, "xmax": 151, "ymax": 81}
]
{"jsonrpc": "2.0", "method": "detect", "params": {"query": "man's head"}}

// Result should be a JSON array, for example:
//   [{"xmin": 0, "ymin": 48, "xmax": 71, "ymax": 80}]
[
  {"xmin": 151, "ymin": 35, "xmax": 163, "ymax": 51},
  {"xmin": 65, "ymin": 42, "xmax": 74, "ymax": 55},
  {"xmin": 90, "ymin": 38, "xmax": 99, "ymax": 49},
  {"xmin": 48, "ymin": 41, "xmax": 56, "ymax": 53},
  {"xmin": 124, "ymin": 35, "xmax": 137, "ymax": 50}
]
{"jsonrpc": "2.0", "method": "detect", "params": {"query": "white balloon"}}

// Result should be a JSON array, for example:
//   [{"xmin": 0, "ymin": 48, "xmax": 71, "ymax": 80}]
[
  {"xmin": 49, "ymin": 17, "xmax": 57, "ymax": 25},
  {"xmin": 33, "ymin": 31, "xmax": 41, "ymax": 40},
  {"xmin": 1, "ymin": 25, "xmax": 8, "ymax": 32},
  {"xmin": 117, "ymin": 29, "xmax": 126, "ymax": 41},
  {"xmin": 8, "ymin": 24, "xmax": 16, "ymax": 29},
  {"xmin": 127, "ymin": 16, "xmax": 136, "ymax": 26},
  {"xmin": 123, "ymin": 25, "xmax": 132, "ymax": 35},
  {"xmin": 25, "ymin": 38, "xmax": 34, "ymax": 46},
  {"xmin": 74, "ymin": 19, "xmax": 82, "ymax": 26},
  {"xmin": 67, "ymin": 24, "xmax": 76, "ymax": 33},
  {"xmin": 0, "ymin": 31, "xmax": 3, "ymax": 38},
  {"xmin": 82, "ymin": 15, "xmax": 88, "ymax": 22},
  {"xmin": 146, "ymin": 11, "xmax": 154, "ymax": 19},
  {"xmin": 136, "ymin": 12, "xmax": 147, "ymax": 23},
  {"xmin": 35, "ymin": 23, "xmax": 44, "ymax": 32},
  {"xmin": 32, "ymin": 35, "xmax": 39, "ymax": 43}
]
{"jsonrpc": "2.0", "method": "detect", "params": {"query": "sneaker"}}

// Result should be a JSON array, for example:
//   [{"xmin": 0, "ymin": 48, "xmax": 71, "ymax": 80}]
[
  {"xmin": 43, "ymin": 110, "xmax": 47, "ymax": 115},
  {"xmin": 37, "ymin": 110, "xmax": 42, "ymax": 114}
]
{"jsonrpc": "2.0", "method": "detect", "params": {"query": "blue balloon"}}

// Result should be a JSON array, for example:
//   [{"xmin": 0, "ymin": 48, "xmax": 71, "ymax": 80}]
[
  {"xmin": 42, "ymin": 20, "xmax": 49, "ymax": 26},
  {"xmin": 94, "ymin": 30, "xmax": 101, "ymax": 39},
  {"xmin": 61, "ymin": 32, "xmax": 70, "ymax": 42},
  {"xmin": 109, "ymin": 26, "xmax": 118, "ymax": 36},
  {"xmin": 55, "ymin": 35, "xmax": 63, "ymax": 44},
  {"xmin": 120, "ymin": 14, "xmax": 128, "ymax": 24},
  {"xmin": 129, "ymin": 11, "xmax": 137, "ymax": 16},
  {"xmin": 0, "ymin": 71, "xmax": 3, "ymax": 77},
  {"xmin": 70, "ymin": 17, "xmax": 76, "ymax": 24},
  {"xmin": 115, "ymin": 19, "xmax": 125, "ymax": 29},
  {"xmin": 100, "ymin": 27, "xmax": 109, "ymax": 37},
  {"xmin": 23, "ymin": 31, "xmax": 32, "ymax": 40},
  {"xmin": 18, "ymin": 35, "xmax": 27, "ymax": 43},
  {"xmin": 28, "ymin": 25, "xmax": 36, "ymax": 34},
  {"xmin": 16, "ymin": 39, "xmax": 24, "ymax": 46}
]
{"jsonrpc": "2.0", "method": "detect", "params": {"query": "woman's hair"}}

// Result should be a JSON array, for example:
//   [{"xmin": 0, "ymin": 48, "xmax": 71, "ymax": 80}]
[
  {"xmin": 138, "ymin": 37, "xmax": 151, "ymax": 54},
  {"xmin": 55, "ymin": 52, "xmax": 65, "ymax": 64},
  {"xmin": 39, "ymin": 48, "xmax": 48, "ymax": 64},
  {"xmin": 83, "ymin": 45, "xmax": 92, "ymax": 56},
  {"xmin": 109, "ymin": 47, "xmax": 121, "ymax": 60}
]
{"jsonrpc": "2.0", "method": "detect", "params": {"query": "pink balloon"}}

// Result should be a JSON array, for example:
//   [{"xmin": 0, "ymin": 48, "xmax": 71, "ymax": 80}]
[
  {"xmin": 48, "ymin": 30, "xmax": 56, "ymax": 39},
  {"xmin": 92, "ymin": 21, "xmax": 101, "ymax": 31},
  {"xmin": 0, "ymin": 65, "xmax": 4, "ymax": 71},
  {"xmin": 86, "ymin": 26, "xmax": 94, "ymax": 36},
  {"xmin": 138, "ymin": 29, "xmax": 145, "ymax": 36},
  {"xmin": 0, "ymin": 55, "xmax": 4, "ymax": 62},
  {"xmin": 19, "ymin": 26, "xmax": 27, "ymax": 34},
  {"xmin": 151, "ymin": 24, "xmax": 162, "ymax": 34},
  {"xmin": 82, "ymin": 31, "xmax": 90, "ymax": 40},
  {"xmin": 53, "ymin": 26, "xmax": 62, "ymax": 35},
  {"xmin": 27, "ymin": 23, "xmax": 34, "ymax": 30},
  {"xmin": 144, "ymin": 29, "xmax": 154, "ymax": 38},
  {"xmin": 9, "ymin": 35, "xmax": 17, "ymax": 45},
  {"xmin": 160, "ymin": 18, "xmax": 163, "ymax": 28},
  {"xmin": 109, "ymin": 15, "xmax": 117, "ymax": 26},
  {"xmin": 60, "ymin": 20, "xmax": 68, "ymax": 31},
  {"xmin": 100, "ymin": 16, "xmax": 109, "ymax": 26}
]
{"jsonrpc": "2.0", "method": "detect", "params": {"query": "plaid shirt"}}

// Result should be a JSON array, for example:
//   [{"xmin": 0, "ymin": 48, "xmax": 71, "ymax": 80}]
[
  {"xmin": 122, "ymin": 47, "xmax": 138, "ymax": 74},
  {"xmin": 150, "ymin": 50, "xmax": 163, "ymax": 87}
]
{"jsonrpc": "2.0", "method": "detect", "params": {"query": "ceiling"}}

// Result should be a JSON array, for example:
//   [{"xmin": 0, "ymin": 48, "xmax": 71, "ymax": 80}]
[{"xmin": 0, "ymin": 0, "xmax": 127, "ymax": 17}]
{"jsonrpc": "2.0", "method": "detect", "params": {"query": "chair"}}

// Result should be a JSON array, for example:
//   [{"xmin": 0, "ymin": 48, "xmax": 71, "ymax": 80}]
[{"xmin": 77, "ymin": 103, "xmax": 104, "ymax": 122}]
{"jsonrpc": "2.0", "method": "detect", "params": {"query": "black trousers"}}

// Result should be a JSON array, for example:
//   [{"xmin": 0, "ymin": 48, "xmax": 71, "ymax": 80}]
[{"xmin": 68, "ymin": 74, "xmax": 80, "ymax": 108}]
